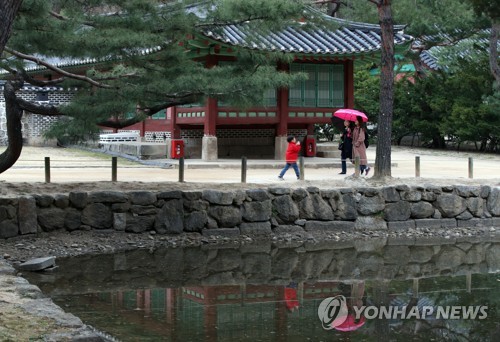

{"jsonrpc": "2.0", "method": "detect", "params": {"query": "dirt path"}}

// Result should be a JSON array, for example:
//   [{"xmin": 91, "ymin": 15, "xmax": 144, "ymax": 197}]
[
  {"xmin": 0, "ymin": 144, "xmax": 499, "ymax": 340},
  {"xmin": 1, "ymin": 145, "xmax": 499, "ymax": 193}
]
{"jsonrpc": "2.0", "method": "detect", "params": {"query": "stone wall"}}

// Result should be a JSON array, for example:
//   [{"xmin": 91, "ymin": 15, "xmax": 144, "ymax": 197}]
[
  {"xmin": 0, "ymin": 87, "xmax": 75, "ymax": 146},
  {"xmin": 1, "ymin": 185, "xmax": 500, "ymax": 240}
]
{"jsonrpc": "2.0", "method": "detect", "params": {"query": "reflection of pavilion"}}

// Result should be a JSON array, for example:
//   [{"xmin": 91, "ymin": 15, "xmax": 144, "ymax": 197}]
[
  {"xmin": 75, "ymin": 281, "xmax": 346, "ymax": 341},
  {"xmin": 51, "ymin": 273, "xmax": 495, "ymax": 340}
]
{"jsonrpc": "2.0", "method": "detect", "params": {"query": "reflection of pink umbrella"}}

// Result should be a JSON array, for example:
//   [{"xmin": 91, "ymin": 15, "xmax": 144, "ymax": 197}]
[
  {"xmin": 333, "ymin": 109, "xmax": 368, "ymax": 122},
  {"xmin": 333, "ymin": 314, "xmax": 366, "ymax": 332}
]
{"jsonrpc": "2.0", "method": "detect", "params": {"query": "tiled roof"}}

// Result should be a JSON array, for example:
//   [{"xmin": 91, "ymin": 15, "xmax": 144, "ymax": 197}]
[
  {"xmin": 0, "ymin": 47, "xmax": 162, "ymax": 74},
  {"xmin": 202, "ymin": 17, "xmax": 412, "ymax": 57},
  {"xmin": 1, "ymin": 9, "xmax": 412, "ymax": 75},
  {"xmin": 420, "ymin": 50, "xmax": 440, "ymax": 70},
  {"xmin": 417, "ymin": 29, "xmax": 494, "ymax": 70},
  {"xmin": 0, "ymin": 80, "xmax": 76, "ymax": 92}
]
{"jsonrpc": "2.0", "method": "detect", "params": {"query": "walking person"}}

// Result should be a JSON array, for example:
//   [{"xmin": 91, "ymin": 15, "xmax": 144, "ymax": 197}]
[
  {"xmin": 278, "ymin": 136, "xmax": 301, "ymax": 180},
  {"xmin": 352, "ymin": 116, "xmax": 370, "ymax": 176},
  {"xmin": 284, "ymin": 281, "xmax": 300, "ymax": 312},
  {"xmin": 338, "ymin": 120, "xmax": 354, "ymax": 174}
]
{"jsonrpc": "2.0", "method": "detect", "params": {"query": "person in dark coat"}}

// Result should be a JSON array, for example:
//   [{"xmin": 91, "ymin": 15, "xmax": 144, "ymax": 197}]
[{"xmin": 339, "ymin": 120, "xmax": 354, "ymax": 174}]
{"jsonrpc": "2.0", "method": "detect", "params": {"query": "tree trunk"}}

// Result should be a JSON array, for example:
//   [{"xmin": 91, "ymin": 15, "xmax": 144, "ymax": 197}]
[
  {"xmin": 0, "ymin": 81, "xmax": 25, "ymax": 174},
  {"xmin": 489, "ymin": 21, "xmax": 499, "ymax": 86},
  {"xmin": 374, "ymin": 0, "xmax": 395, "ymax": 178},
  {"xmin": 0, "ymin": 0, "xmax": 22, "ymax": 55}
]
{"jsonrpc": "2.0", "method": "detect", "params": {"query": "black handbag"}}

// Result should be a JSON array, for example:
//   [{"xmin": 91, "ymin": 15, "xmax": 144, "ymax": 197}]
[{"xmin": 338, "ymin": 142, "xmax": 344, "ymax": 150}]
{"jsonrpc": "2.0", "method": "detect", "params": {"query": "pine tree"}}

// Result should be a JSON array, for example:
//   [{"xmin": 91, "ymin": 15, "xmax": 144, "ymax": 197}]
[
  {"xmin": 0, "ymin": 0, "xmax": 308, "ymax": 173},
  {"xmin": 0, "ymin": 0, "xmax": 22, "ymax": 55}
]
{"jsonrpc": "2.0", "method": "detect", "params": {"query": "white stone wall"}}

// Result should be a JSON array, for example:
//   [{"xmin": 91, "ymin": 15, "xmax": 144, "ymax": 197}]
[
  {"xmin": 0, "ymin": 89, "xmax": 75, "ymax": 146},
  {"xmin": 0, "ymin": 102, "xmax": 6, "ymax": 145}
]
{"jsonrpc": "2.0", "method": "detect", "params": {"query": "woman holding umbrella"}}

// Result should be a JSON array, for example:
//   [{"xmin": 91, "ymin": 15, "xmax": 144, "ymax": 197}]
[
  {"xmin": 338, "ymin": 120, "xmax": 354, "ymax": 174},
  {"xmin": 353, "ymin": 115, "xmax": 370, "ymax": 176},
  {"xmin": 333, "ymin": 109, "xmax": 370, "ymax": 176}
]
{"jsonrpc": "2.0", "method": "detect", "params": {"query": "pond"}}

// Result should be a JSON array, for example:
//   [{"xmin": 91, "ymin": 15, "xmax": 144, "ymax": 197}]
[{"xmin": 24, "ymin": 236, "xmax": 499, "ymax": 341}]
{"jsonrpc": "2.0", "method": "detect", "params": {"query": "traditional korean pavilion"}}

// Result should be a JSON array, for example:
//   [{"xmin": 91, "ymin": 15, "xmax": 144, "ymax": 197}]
[
  {"xmin": 128, "ymin": 16, "xmax": 413, "ymax": 160},
  {"xmin": 1, "ymin": 12, "xmax": 412, "ymax": 160}
]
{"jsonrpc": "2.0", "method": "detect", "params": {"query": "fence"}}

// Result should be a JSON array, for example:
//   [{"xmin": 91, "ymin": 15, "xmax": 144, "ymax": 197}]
[{"xmin": 27, "ymin": 155, "xmax": 484, "ymax": 183}]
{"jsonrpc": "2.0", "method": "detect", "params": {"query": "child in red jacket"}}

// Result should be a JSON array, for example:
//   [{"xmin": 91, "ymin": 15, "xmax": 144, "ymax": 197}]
[
  {"xmin": 284, "ymin": 282, "xmax": 300, "ymax": 312},
  {"xmin": 278, "ymin": 136, "xmax": 301, "ymax": 180}
]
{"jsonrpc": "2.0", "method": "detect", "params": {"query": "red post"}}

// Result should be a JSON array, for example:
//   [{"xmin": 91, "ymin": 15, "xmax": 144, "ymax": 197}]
[
  {"xmin": 167, "ymin": 107, "xmax": 181, "ymax": 139},
  {"xmin": 277, "ymin": 62, "xmax": 289, "ymax": 137},
  {"xmin": 204, "ymin": 57, "xmax": 218, "ymax": 136}
]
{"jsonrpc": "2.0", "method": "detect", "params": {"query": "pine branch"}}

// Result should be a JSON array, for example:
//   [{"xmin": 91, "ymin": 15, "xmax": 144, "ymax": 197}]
[
  {"xmin": 312, "ymin": 0, "xmax": 345, "ymax": 5},
  {"xmin": 312, "ymin": 0, "xmax": 349, "ymax": 16},
  {"xmin": 410, "ymin": 28, "xmax": 486, "ymax": 55},
  {"xmin": 4, "ymin": 47, "xmax": 113, "ymax": 88},
  {"xmin": 97, "ymin": 117, "xmax": 143, "ymax": 129},
  {"xmin": 17, "ymin": 98, "xmax": 62, "ymax": 116},
  {"xmin": 18, "ymin": 70, "xmax": 66, "ymax": 86},
  {"xmin": 195, "ymin": 17, "xmax": 270, "ymax": 28},
  {"xmin": 49, "ymin": 10, "xmax": 96, "ymax": 27},
  {"xmin": 146, "ymin": 98, "xmax": 196, "ymax": 114}
]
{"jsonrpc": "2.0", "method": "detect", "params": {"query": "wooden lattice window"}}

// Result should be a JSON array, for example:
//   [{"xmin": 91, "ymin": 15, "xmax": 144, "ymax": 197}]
[{"xmin": 288, "ymin": 63, "xmax": 344, "ymax": 108}]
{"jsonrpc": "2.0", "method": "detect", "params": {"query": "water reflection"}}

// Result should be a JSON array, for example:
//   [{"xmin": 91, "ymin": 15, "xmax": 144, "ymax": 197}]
[
  {"xmin": 38, "ymin": 275, "xmax": 499, "ymax": 341},
  {"xmin": 24, "ymin": 237, "xmax": 500, "ymax": 341}
]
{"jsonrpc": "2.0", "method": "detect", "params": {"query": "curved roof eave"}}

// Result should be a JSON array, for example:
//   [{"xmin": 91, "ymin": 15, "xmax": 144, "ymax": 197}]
[{"xmin": 200, "ymin": 18, "xmax": 413, "ymax": 58}]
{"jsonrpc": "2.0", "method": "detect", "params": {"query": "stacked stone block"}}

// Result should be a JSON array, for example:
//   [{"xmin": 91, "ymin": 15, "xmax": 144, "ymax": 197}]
[{"xmin": 1, "ymin": 185, "xmax": 499, "ymax": 239}]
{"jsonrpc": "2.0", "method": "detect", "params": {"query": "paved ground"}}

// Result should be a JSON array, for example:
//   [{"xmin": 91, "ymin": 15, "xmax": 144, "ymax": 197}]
[{"xmin": 1, "ymin": 144, "xmax": 500, "ymax": 185}]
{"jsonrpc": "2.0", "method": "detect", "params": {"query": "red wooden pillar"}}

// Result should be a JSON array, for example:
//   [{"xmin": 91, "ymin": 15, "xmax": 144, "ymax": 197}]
[
  {"xmin": 166, "ymin": 288, "xmax": 176, "ymax": 324},
  {"xmin": 306, "ymin": 124, "xmax": 315, "ymax": 135},
  {"xmin": 275, "ymin": 62, "xmax": 290, "ymax": 159},
  {"xmin": 204, "ymin": 55, "xmax": 218, "ymax": 137},
  {"xmin": 204, "ymin": 287, "xmax": 218, "ymax": 342},
  {"xmin": 143, "ymin": 289, "xmax": 151, "ymax": 316},
  {"xmin": 345, "ymin": 59, "xmax": 355, "ymax": 108},
  {"xmin": 165, "ymin": 288, "xmax": 177, "ymax": 341},
  {"xmin": 136, "ymin": 290, "xmax": 145, "ymax": 309},
  {"xmin": 202, "ymin": 56, "xmax": 219, "ymax": 160},
  {"xmin": 141, "ymin": 120, "xmax": 146, "ymax": 139},
  {"xmin": 277, "ymin": 62, "xmax": 289, "ymax": 137},
  {"xmin": 167, "ymin": 107, "xmax": 181, "ymax": 139},
  {"xmin": 204, "ymin": 97, "xmax": 217, "ymax": 136},
  {"xmin": 117, "ymin": 291, "xmax": 124, "ymax": 306}
]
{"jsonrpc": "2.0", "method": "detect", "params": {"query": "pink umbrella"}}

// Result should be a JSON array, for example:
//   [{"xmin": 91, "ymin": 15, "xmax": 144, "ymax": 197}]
[
  {"xmin": 333, "ymin": 314, "xmax": 366, "ymax": 332},
  {"xmin": 333, "ymin": 109, "xmax": 368, "ymax": 122}
]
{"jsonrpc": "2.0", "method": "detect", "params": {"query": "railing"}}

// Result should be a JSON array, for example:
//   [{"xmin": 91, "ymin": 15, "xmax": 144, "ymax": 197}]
[
  {"xmin": 99, "ymin": 132, "xmax": 140, "ymax": 143},
  {"xmin": 23, "ymin": 155, "xmax": 483, "ymax": 183}
]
